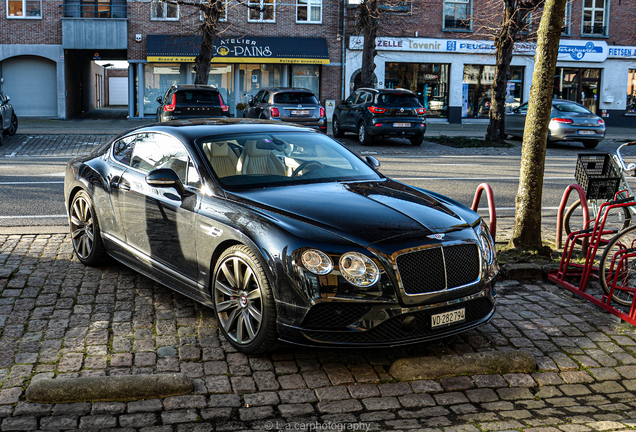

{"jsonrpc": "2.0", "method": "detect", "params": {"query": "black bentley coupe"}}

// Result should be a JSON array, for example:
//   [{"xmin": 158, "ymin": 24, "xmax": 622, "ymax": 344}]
[{"xmin": 64, "ymin": 119, "xmax": 498, "ymax": 354}]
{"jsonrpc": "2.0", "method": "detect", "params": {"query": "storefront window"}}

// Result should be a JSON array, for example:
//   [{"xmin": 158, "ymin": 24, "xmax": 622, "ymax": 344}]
[
  {"xmin": 144, "ymin": 63, "xmax": 188, "ymax": 115},
  {"xmin": 553, "ymin": 68, "xmax": 601, "ymax": 114},
  {"xmin": 628, "ymin": 69, "xmax": 636, "ymax": 114},
  {"xmin": 462, "ymin": 65, "xmax": 524, "ymax": 118},
  {"xmin": 292, "ymin": 65, "xmax": 320, "ymax": 96},
  {"xmin": 384, "ymin": 63, "xmax": 450, "ymax": 118},
  {"xmin": 239, "ymin": 64, "xmax": 282, "ymax": 103}
]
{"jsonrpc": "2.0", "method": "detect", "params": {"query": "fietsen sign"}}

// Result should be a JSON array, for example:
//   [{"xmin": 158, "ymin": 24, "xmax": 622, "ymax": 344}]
[{"xmin": 350, "ymin": 36, "xmax": 628, "ymax": 63}]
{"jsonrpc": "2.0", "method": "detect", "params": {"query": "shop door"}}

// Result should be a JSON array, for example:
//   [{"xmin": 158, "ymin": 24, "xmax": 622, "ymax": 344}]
[{"xmin": 581, "ymin": 70, "xmax": 601, "ymax": 115}]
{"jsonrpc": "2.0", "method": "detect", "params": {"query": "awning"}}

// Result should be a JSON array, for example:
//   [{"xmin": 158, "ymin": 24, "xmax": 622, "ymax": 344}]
[{"xmin": 147, "ymin": 35, "xmax": 330, "ymax": 64}]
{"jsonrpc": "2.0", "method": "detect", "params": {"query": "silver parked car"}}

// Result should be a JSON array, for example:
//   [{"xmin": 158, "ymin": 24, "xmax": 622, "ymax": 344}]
[
  {"xmin": 0, "ymin": 91, "xmax": 18, "ymax": 146},
  {"xmin": 505, "ymin": 99, "xmax": 605, "ymax": 148},
  {"xmin": 243, "ymin": 87, "xmax": 327, "ymax": 133}
]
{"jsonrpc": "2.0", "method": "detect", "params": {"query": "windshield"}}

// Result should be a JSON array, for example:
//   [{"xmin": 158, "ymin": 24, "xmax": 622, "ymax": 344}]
[
  {"xmin": 176, "ymin": 90, "xmax": 221, "ymax": 105},
  {"xmin": 378, "ymin": 93, "xmax": 420, "ymax": 107},
  {"xmin": 273, "ymin": 93, "xmax": 318, "ymax": 104},
  {"xmin": 553, "ymin": 102, "xmax": 593, "ymax": 114},
  {"xmin": 196, "ymin": 132, "xmax": 381, "ymax": 189}
]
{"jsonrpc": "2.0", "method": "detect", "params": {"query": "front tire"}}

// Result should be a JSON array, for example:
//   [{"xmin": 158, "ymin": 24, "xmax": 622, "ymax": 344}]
[
  {"xmin": 7, "ymin": 113, "xmax": 18, "ymax": 136},
  {"xmin": 332, "ymin": 117, "xmax": 344, "ymax": 138},
  {"xmin": 69, "ymin": 190, "xmax": 107, "ymax": 266},
  {"xmin": 213, "ymin": 245, "xmax": 277, "ymax": 354},
  {"xmin": 358, "ymin": 122, "xmax": 373, "ymax": 146},
  {"xmin": 599, "ymin": 225, "xmax": 636, "ymax": 306}
]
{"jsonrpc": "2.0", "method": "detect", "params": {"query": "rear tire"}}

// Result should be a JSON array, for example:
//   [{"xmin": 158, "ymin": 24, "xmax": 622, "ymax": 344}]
[
  {"xmin": 7, "ymin": 113, "xmax": 18, "ymax": 136},
  {"xmin": 358, "ymin": 122, "xmax": 373, "ymax": 146},
  {"xmin": 332, "ymin": 117, "xmax": 344, "ymax": 138},
  {"xmin": 583, "ymin": 140, "xmax": 599, "ymax": 149},
  {"xmin": 564, "ymin": 199, "xmax": 631, "ymax": 245},
  {"xmin": 410, "ymin": 135, "xmax": 424, "ymax": 146},
  {"xmin": 599, "ymin": 225, "xmax": 636, "ymax": 306}
]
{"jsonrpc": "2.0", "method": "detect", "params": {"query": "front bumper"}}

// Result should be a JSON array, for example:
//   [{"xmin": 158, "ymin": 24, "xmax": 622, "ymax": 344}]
[{"xmin": 277, "ymin": 277, "xmax": 496, "ymax": 348}]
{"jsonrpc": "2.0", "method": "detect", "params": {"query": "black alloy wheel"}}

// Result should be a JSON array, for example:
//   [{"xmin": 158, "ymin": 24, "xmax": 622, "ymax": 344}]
[
  {"xmin": 7, "ymin": 113, "xmax": 18, "ymax": 136},
  {"xmin": 358, "ymin": 122, "xmax": 373, "ymax": 146},
  {"xmin": 69, "ymin": 190, "xmax": 107, "ymax": 266},
  {"xmin": 332, "ymin": 117, "xmax": 344, "ymax": 138},
  {"xmin": 213, "ymin": 245, "xmax": 277, "ymax": 354}
]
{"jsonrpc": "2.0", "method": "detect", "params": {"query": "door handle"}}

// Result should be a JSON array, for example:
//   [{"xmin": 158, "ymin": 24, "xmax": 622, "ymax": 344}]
[{"xmin": 111, "ymin": 178, "xmax": 131, "ymax": 192}]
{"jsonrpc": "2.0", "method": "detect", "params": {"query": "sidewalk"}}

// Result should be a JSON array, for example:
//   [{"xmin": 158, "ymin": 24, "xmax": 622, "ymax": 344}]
[{"xmin": 2, "ymin": 233, "xmax": 636, "ymax": 430}]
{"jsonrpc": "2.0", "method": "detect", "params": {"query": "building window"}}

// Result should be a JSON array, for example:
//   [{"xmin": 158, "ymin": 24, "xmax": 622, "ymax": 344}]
[
  {"xmin": 582, "ymin": 0, "xmax": 607, "ymax": 36},
  {"xmin": 151, "ymin": 0, "xmax": 178, "ymax": 20},
  {"xmin": 297, "ymin": 0, "xmax": 321, "ymax": 23},
  {"xmin": 248, "ymin": 0, "xmax": 274, "ymax": 22},
  {"xmin": 443, "ymin": 0, "xmax": 470, "ymax": 31},
  {"xmin": 562, "ymin": 1, "xmax": 571, "ymax": 35},
  {"xmin": 462, "ymin": 65, "xmax": 524, "ymax": 117},
  {"xmin": 627, "ymin": 69, "xmax": 636, "ymax": 114},
  {"xmin": 81, "ymin": 0, "xmax": 111, "ymax": 18},
  {"xmin": 7, "ymin": 0, "xmax": 41, "ymax": 18}
]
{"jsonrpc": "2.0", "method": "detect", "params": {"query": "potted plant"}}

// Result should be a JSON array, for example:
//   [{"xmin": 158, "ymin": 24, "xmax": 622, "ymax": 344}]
[{"xmin": 235, "ymin": 102, "xmax": 247, "ymax": 118}]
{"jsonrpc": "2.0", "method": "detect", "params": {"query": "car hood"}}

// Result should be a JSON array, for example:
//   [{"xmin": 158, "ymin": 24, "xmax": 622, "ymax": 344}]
[{"xmin": 230, "ymin": 179, "xmax": 474, "ymax": 247}]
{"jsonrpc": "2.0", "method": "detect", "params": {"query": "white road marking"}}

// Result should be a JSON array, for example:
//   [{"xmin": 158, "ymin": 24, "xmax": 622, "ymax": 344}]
[
  {"xmin": 0, "ymin": 181, "xmax": 64, "ymax": 185},
  {"xmin": 0, "ymin": 215, "xmax": 66, "ymax": 219}
]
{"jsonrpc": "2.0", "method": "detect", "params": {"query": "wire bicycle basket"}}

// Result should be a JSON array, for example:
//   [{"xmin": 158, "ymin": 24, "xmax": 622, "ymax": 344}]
[{"xmin": 575, "ymin": 153, "xmax": 621, "ymax": 200}]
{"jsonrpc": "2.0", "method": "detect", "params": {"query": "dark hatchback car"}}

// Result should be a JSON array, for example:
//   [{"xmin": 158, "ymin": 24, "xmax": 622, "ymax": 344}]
[
  {"xmin": 64, "ymin": 119, "xmax": 497, "ymax": 354},
  {"xmin": 156, "ymin": 84, "xmax": 230, "ymax": 122},
  {"xmin": 243, "ymin": 87, "xmax": 327, "ymax": 133},
  {"xmin": 333, "ymin": 88, "xmax": 427, "ymax": 146}
]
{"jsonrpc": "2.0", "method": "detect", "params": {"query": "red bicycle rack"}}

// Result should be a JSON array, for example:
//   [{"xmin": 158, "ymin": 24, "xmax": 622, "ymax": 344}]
[
  {"xmin": 549, "ymin": 184, "xmax": 636, "ymax": 326},
  {"xmin": 472, "ymin": 183, "xmax": 496, "ymax": 240}
]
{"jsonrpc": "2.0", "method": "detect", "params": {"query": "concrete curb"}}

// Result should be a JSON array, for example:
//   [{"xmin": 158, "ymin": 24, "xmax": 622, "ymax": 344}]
[
  {"xmin": 389, "ymin": 350, "xmax": 536, "ymax": 381},
  {"xmin": 25, "ymin": 373, "xmax": 193, "ymax": 403}
]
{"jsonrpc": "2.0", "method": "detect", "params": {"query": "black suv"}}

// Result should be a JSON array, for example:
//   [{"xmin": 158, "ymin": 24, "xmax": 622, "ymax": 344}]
[
  {"xmin": 156, "ymin": 84, "xmax": 229, "ymax": 122},
  {"xmin": 243, "ymin": 87, "xmax": 327, "ymax": 133},
  {"xmin": 332, "ymin": 88, "xmax": 426, "ymax": 146}
]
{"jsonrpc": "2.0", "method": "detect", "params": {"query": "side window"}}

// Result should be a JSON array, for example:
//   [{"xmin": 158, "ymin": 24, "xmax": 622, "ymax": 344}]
[
  {"xmin": 112, "ymin": 135, "xmax": 137, "ymax": 166},
  {"xmin": 261, "ymin": 91, "xmax": 270, "ymax": 104},
  {"xmin": 252, "ymin": 90, "xmax": 264, "ymax": 104},
  {"xmin": 130, "ymin": 133, "xmax": 189, "ymax": 183}
]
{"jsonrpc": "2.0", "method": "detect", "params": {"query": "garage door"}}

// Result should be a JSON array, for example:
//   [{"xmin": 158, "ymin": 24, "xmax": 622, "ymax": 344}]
[
  {"xmin": 2, "ymin": 56, "xmax": 57, "ymax": 117},
  {"xmin": 108, "ymin": 77, "xmax": 128, "ymax": 106}
]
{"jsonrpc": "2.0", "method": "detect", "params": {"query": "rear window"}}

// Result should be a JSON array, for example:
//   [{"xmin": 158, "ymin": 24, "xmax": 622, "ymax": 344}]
[
  {"xmin": 378, "ymin": 93, "xmax": 420, "ymax": 107},
  {"xmin": 553, "ymin": 103, "xmax": 592, "ymax": 114},
  {"xmin": 175, "ymin": 90, "xmax": 221, "ymax": 106},
  {"xmin": 273, "ymin": 92, "xmax": 318, "ymax": 104}
]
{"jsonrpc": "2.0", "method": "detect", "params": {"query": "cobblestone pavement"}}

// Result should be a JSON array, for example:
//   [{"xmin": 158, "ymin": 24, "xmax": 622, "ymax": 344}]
[{"xmin": 2, "ymin": 234, "xmax": 636, "ymax": 431}]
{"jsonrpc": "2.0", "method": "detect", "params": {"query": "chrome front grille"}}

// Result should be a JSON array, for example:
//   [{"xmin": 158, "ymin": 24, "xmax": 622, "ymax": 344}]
[{"xmin": 396, "ymin": 243, "xmax": 480, "ymax": 295}]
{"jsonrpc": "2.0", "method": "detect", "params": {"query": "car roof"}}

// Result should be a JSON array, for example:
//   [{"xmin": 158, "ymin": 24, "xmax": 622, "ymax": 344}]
[
  {"xmin": 123, "ymin": 118, "xmax": 319, "ymax": 143},
  {"xmin": 356, "ymin": 87, "xmax": 416, "ymax": 95},
  {"xmin": 260, "ymin": 87, "xmax": 313, "ymax": 93},
  {"xmin": 170, "ymin": 84, "xmax": 219, "ymax": 91}
]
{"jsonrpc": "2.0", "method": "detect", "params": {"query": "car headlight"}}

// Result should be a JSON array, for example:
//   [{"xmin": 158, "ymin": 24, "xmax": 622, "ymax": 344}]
[
  {"xmin": 301, "ymin": 249, "xmax": 333, "ymax": 275},
  {"xmin": 476, "ymin": 221, "xmax": 495, "ymax": 265},
  {"xmin": 339, "ymin": 252, "xmax": 380, "ymax": 287}
]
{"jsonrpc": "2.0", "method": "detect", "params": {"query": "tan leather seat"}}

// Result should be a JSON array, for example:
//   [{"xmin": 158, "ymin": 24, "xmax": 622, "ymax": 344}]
[
  {"xmin": 202, "ymin": 142, "xmax": 238, "ymax": 178},
  {"xmin": 237, "ymin": 140, "xmax": 286, "ymax": 176}
]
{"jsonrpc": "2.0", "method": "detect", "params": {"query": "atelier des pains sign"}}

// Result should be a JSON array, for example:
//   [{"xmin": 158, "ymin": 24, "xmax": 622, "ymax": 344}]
[{"xmin": 350, "ymin": 36, "xmax": 610, "ymax": 63}]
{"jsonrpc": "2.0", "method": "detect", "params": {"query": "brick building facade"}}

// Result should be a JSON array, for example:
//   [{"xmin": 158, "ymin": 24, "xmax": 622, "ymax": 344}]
[{"xmin": 1, "ymin": 0, "xmax": 635, "ymax": 126}]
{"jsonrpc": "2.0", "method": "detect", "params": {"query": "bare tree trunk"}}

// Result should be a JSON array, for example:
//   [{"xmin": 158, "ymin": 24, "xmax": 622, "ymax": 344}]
[
  {"xmin": 509, "ymin": 0, "xmax": 567, "ymax": 249},
  {"xmin": 485, "ymin": 3, "xmax": 516, "ymax": 142},
  {"xmin": 193, "ymin": 0, "xmax": 222, "ymax": 85},
  {"xmin": 359, "ymin": 0, "xmax": 378, "ymax": 88}
]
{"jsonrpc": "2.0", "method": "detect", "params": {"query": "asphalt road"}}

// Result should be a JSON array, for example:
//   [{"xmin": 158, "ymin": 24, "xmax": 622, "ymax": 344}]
[
  {"xmin": 3, "ymin": 137, "xmax": 636, "ymax": 230},
  {"xmin": 0, "ymin": 156, "xmax": 69, "ymax": 227}
]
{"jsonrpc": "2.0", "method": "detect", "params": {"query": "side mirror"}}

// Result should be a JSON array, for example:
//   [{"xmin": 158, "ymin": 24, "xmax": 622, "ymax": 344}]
[
  {"xmin": 156, "ymin": 97, "xmax": 162, "ymax": 104},
  {"xmin": 5, "ymin": 96, "xmax": 9, "ymax": 102},
  {"xmin": 365, "ymin": 156, "xmax": 380, "ymax": 168},
  {"xmin": 248, "ymin": 98, "xmax": 254, "ymax": 106},
  {"xmin": 146, "ymin": 168, "xmax": 187, "ymax": 199}
]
